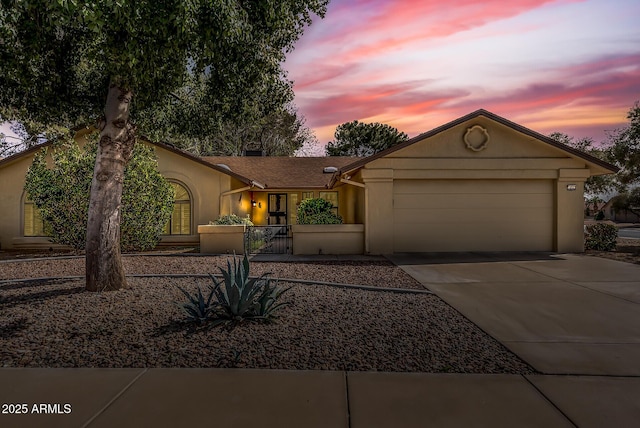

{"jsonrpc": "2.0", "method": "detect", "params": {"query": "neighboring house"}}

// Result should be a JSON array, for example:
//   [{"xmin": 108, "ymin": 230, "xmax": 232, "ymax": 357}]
[
  {"xmin": 602, "ymin": 198, "xmax": 640, "ymax": 223},
  {"xmin": 0, "ymin": 109, "xmax": 617, "ymax": 253}
]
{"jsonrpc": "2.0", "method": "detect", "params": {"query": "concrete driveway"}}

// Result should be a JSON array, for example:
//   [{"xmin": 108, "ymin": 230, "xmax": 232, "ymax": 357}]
[{"xmin": 387, "ymin": 253, "xmax": 640, "ymax": 375}]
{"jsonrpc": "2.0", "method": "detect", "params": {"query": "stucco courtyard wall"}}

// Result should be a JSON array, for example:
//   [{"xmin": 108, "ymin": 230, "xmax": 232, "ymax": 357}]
[{"xmin": 292, "ymin": 224, "xmax": 364, "ymax": 255}]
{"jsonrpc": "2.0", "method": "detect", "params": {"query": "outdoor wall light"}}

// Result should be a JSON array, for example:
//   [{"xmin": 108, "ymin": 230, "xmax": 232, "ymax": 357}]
[
  {"xmin": 251, "ymin": 200, "xmax": 257, "ymax": 207},
  {"xmin": 566, "ymin": 184, "xmax": 577, "ymax": 191}
]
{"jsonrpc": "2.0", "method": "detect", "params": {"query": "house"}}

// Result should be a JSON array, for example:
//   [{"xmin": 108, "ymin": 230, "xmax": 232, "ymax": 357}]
[
  {"xmin": 602, "ymin": 197, "xmax": 640, "ymax": 223},
  {"xmin": 0, "ymin": 109, "xmax": 617, "ymax": 253}
]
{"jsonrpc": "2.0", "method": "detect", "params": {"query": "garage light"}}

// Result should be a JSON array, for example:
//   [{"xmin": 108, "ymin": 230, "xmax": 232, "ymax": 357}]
[{"xmin": 566, "ymin": 184, "xmax": 577, "ymax": 191}]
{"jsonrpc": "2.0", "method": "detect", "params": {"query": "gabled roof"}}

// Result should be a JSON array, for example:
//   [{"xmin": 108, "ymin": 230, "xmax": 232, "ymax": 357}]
[
  {"xmin": 203, "ymin": 156, "xmax": 362, "ymax": 189},
  {"xmin": 0, "ymin": 130, "xmax": 259, "ymax": 188},
  {"xmin": 146, "ymin": 139, "xmax": 257, "ymax": 187},
  {"xmin": 331, "ymin": 109, "xmax": 619, "ymax": 186}
]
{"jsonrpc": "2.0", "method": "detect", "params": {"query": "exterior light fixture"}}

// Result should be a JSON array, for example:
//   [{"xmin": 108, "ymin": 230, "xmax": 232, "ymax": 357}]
[
  {"xmin": 566, "ymin": 184, "xmax": 577, "ymax": 191},
  {"xmin": 251, "ymin": 200, "xmax": 257, "ymax": 207}
]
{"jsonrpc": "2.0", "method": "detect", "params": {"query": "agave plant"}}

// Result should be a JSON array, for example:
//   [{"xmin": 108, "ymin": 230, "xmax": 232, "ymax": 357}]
[
  {"xmin": 176, "ymin": 284, "xmax": 216, "ymax": 325},
  {"xmin": 254, "ymin": 279, "xmax": 291, "ymax": 320},
  {"xmin": 210, "ymin": 253, "xmax": 290, "ymax": 323}
]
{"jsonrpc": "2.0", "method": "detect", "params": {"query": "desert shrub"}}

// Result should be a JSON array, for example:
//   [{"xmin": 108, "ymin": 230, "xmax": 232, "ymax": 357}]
[
  {"xmin": 210, "ymin": 214, "xmax": 254, "ymax": 226},
  {"xmin": 585, "ymin": 223, "xmax": 618, "ymax": 251},
  {"xmin": 296, "ymin": 198, "xmax": 342, "ymax": 224},
  {"xmin": 176, "ymin": 254, "xmax": 289, "ymax": 326},
  {"xmin": 24, "ymin": 134, "xmax": 173, "ymax": 251},
  {"xmin": 176, "ymin": 285, "xmax": 216, "ymax": 325},
  {"xmin": 595, "ymin": 210, "xmax": 605, "ymax": 221}
]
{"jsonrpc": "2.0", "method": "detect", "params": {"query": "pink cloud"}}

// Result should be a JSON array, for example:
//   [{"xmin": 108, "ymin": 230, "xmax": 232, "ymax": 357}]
[
  {"xmin": 452, "ymin": 55, "xmax": 640, "ymax": 115},
  {"xmin": 297, "ymin": 0, "xmax": 582, "ymax": 64},
  {"xmin": 298, "ymin": 80, "xmax": 467, "ymax": 129},
  {"xmin": 304, "ymin": 52, "xmax": 639, "ymax": 143},
  {"xmin": 292, "ymin": 63, "xmax": 361, "ymax": 90}
]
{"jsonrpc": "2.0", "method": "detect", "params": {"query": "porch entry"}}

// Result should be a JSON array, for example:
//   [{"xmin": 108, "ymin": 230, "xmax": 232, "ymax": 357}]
[
  {"xmin": 244, "ymin": 225, "xmax": 292, "ymax": 254},
  {"xmin": 268, "ymin": 193, "xmax": 287, "ymax": 225}
]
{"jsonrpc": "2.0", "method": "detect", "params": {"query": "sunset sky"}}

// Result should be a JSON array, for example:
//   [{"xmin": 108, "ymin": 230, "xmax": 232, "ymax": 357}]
[
  {"xmin": 2, "ymin": 0, "xmax": 637, "ymax": 151},
  {"xmin": 284, "ymin": 0, "xmax": 640, "ymax": 148}
]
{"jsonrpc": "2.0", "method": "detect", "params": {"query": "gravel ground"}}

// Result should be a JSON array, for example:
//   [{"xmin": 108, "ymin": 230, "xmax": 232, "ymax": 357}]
[
  {"xmin": 0, "ymin": 255, "xmax": 534, "ymax": 373},
  {"xmin": 585, "ymin": 237, "xmax": 640, "ymax": 265},
  {"xmin": 0, "ymin": 256, "xmax": 424, "ymax": 289}
]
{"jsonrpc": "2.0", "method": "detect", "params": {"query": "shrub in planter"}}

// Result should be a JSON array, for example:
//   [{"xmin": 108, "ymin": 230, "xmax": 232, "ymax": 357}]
[
  {"xmin": 297, "ymin": 198, "xmax": 342, "ymax": 224},
  {"xmin": 209, "ymin": 214, "xmax": 254, "ymax": 226},
  {"xmin": 585, "ymin": 223, "xmax": 618, "ymax": 251}
]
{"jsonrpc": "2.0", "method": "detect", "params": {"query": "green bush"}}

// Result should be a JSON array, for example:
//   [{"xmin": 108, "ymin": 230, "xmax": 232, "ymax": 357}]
[
  {"xmin": 296, "ymin": 198, "xmax": 342, "ymax": 224},
  {"xmin": 209, "ymin": 214, "xmax": 254, "ymax": 226},
  {"xmin": 24, "ymin": 134, "xmax": 174, "ymax": 251},
  {"xmin": 585, "ymin": 223, "xmax": 618, "ymax": 251},
  {"xmin": 595, "ymin": 210, "xmax": 605, "ymax": 221}
]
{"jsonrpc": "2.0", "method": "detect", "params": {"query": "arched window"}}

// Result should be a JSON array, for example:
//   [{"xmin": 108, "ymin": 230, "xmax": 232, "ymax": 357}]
[
  {"xmin": 23, "ymin": 198, "xmax": 48, "ymax": 237},
  {"xmin": 164, "ymin": 182, "xmax": 191, "ymax": 235}
]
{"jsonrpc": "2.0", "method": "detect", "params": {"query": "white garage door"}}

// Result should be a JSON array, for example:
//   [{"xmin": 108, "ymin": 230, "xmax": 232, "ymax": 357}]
[{"xmin": 393, "ymin": 179, "xmax": 554, "ymax": 252}]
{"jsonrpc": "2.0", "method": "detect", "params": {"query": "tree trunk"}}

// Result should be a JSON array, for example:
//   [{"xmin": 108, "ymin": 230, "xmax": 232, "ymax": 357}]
[{"xmin": 85, "ymin": 83, "xmax": 135, "ymax": 292}]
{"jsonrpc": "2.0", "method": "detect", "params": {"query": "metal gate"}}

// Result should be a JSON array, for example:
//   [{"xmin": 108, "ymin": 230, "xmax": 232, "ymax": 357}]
[{"xmin": 244, "ymin": 225, "xmax": 292, "ymax": 254}]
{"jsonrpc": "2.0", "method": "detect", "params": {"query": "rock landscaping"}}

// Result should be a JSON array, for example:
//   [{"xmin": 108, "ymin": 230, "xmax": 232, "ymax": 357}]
[{"xmin": 0, "ymin": 255, "xmax": 534, "ymax": 373}]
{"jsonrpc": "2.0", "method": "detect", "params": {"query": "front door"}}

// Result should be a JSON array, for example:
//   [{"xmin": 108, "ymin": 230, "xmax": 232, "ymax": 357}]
[{"xmin": 268, "ymin": 193, "xmax": 287, "ymax": 225}]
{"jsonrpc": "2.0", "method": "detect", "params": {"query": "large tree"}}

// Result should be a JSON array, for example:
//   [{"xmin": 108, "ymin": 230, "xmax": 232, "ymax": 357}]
[
  {"xmin": 0, "ymin": 0, "xmax": 328, "ymax": 291},
  {"xmin": 139, "ymin": 71, "xmax": 315, "ymax": 156},
  {"xmin": 548, "ymin": 132, "xmax": 614, "ymax": 195},
  {"xmin": 326, "ymin": 120, "xmax": 408, "ymax": 156},
  {"xmin": 607, "ymin": 102, "xmax": 640, "ymax": 189}
]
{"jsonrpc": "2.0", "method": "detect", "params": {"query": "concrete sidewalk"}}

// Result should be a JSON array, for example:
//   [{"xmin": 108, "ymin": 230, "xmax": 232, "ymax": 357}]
[{"xmin": 3, "ymin": 368, "xmax": 640, "ymax": 428}]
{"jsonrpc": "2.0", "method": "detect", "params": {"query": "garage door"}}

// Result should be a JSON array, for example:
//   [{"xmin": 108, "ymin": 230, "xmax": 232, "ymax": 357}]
[{"xmin": 393, "ymin": 179, "xmax": 554, "ymax": 252}]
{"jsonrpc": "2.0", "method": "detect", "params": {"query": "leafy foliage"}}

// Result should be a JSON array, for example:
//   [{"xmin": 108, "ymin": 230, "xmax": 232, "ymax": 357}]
[
  {"xmin": 550, "ymin": 102, "xmax": 640, "ymax": 196},
  {"xmin": 140, "ymin": 73, "xmax": 317, "ymax": 156},
  {"xmin": 610, "ymin": 187, "xmax": 640, "ymax": 218},
  {"xmin": 548, "ymin": 132, "xmax": 614, "ymax": 195},
  {"xmin": 607, "ymin": 102, "xmax": 640, "ymax": 189},
  {"xmin": 297, "ymin": 198, "xmax": 343, "ymax": 224},
  {"xmin": 326, "ymin": 121, "xmax": 408, "ymax": 157},
  {"xmin": 1, "ymin": 1, "xmax": 327, "ymax": 151},
  {"xmin": 210, "ymin": 214, "xmax": 254, "ymax": 226},
  {"xmin": 176, "ymin": 254, "xmax": 290, "ymax": 325},
  {"xmin": 585, "ymin": 223, "xmax": 618, "ymax": 251},
  {"xmin": 1, "ymin": 0, "xmax": 328, "ymax": 290},
  {"xmin": 24, "ymin": 134, "xmax": 173, "ymax": 251}
]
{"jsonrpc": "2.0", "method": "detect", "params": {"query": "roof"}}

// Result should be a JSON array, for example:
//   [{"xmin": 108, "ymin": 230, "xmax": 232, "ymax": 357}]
[
  {"xmin": 203, "ymin": 156, "xmax": 362, "ymax": 189},
  {"xmin": 0, "ymin": 130, "xmax": 258, "ymax": 188},
  {"xmin": 331, "ymin": 109, "xmax": 619, "ymax": 186}
]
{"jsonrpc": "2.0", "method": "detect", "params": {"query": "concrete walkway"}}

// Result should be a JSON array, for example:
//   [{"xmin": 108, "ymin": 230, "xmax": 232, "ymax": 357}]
[
  {"xmin": 2, "ymin": 253, "xmax": 640, "ymax": 427},
  {"xmin": 4, "ymin": 368, "xmax": 640, "ymax": 428}
]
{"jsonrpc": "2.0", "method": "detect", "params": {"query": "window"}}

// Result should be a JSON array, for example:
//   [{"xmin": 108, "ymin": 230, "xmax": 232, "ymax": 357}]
[
  {"xmin": 319, "ymin": 191, "xmax": 339, "ymax": 215},
  {"xmin": 301, "ymin": 191, "xmax": 314, "ymax": 200},
  {"xmin": 164, "ymin": 182, "xmax": 191, "ymax": 235},
  {"xmin": 23, "ymin": 200, "xmax": 48, "ymax": 237},
  {"xmin": 288, "ymin": 193, "xmax": 299, "ymax": 224}
]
